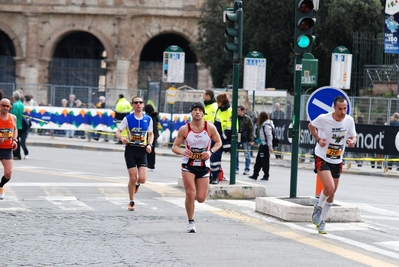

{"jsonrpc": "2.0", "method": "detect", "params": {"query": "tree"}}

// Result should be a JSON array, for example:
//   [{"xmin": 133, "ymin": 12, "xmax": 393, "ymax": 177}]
[
  {"xmin": 191, "ymin": 0, "xmax": 233, "ymax": 88},
  {"xmin": 193, "ymin": 0, "xmax": 384, "ymax": 92}
]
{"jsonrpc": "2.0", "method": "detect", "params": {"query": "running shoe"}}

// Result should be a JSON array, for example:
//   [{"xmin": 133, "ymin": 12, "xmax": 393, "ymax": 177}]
[
  {"xmin": 127, "ymin": 201, "xmax": 136, "ymax": 211},
  {"xmin": 243, "ymin": 171, "xmax": 249, "ymax": 175},
  {"xmin": 135, "ymin": 183, "xmax": 140, "ymax": 194},
  {"xmin": 0, "ymin": 187, "xmax": 4, "ymax": 200},
  {"xmin": 317, "ymin": 220, "xmax": 327, "ymax": 234},
  {"xmin": 311, "ymin": 204, "xmax": 323, "ymax": 226},
  {"xmin": 187, "ymin": 221, "xmax": 196, "ymax": 233}
]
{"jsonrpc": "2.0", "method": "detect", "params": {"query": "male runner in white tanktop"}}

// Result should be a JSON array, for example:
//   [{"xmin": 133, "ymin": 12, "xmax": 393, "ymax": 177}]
[{"xmin": 172, "ymin": 102, "xmax": 222, "ymax": 233}]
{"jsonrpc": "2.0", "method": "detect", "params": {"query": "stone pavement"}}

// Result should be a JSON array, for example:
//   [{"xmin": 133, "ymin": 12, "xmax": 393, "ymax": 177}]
[{"xmin": 25, "ymin": 133, "xmax": 399, "ymax": 179}]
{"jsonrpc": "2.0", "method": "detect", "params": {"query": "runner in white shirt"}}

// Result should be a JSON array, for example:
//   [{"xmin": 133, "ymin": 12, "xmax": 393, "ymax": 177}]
[{"xmin": 308, "ymin": 95, "xmax": 357, "ymax": 234}]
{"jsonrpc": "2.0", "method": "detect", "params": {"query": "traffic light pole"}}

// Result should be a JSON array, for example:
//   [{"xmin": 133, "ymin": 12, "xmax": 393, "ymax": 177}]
[
  {"xmin": 290, "ymin": 53, "xmax": 303, "ymax": 197},
  {"xmin": 229, "ymin": 61, "xmax": 239, "ymax": 185}
]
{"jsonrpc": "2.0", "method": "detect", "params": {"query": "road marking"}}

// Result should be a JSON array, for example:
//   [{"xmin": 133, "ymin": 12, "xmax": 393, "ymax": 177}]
[
  {"xmin": 9, "ymin": 183, "xmax": 126, "ymax": 187},
  {"xmin": 376, "ymin": 241, "xmax": 399, "ymax": 252},
  {"xmin": 219, "ymin": 199, "xmax": 255, "ymax": 209},
  {"xmin": 157, "ymin": 197, "xmax": 220, "ymax": 211},
  {"xmin": 211, "ymin": 209, "xmax": 399, "ymax": 266},
  {"xmin": 45, "ymin": 196, "xmax": 93, "ymax": 211},
  {"xmin": 357, "ymin": 203, "xmax": 399, "ymax": 216}
]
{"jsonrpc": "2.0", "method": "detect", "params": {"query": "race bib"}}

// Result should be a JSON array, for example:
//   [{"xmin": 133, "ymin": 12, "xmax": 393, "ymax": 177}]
[
  {"xmin": 0, "ymin": 129, "xmax": 12, "ymax": 139},
  {"xmin": 326, "ymin": 144, "xmax": 342, "ymax": 159}
]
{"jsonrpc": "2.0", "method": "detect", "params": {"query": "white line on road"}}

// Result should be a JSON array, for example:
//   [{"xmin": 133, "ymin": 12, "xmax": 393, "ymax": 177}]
[{"xmin": 9, "ymin": 183, "xmax": 126, "ymax": 187}]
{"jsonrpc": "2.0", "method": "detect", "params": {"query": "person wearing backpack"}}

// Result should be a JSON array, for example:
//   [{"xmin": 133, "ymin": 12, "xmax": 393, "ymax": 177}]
[
  {"xmin": 248, "ymin": 111, "xmax": 274, "ymax": 181},
  {"xmin": 145, "ymin": 104, "xmax": 160, "ymax": 171}
]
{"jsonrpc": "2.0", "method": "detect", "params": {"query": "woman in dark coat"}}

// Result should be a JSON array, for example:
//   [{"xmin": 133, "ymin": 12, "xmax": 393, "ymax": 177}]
[{"xmin": 144, "ymin": 104, "xmax": 160, "ymax": 171}]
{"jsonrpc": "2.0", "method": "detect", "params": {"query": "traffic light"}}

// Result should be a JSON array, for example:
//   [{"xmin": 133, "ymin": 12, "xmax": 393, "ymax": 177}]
[
  {"xmin": 294, "ymin": 0, "xmax": 316, "ymax": 54},
  {"xmin": 224, "ymin": 1, "xmax": 243, "ymax": 61}
]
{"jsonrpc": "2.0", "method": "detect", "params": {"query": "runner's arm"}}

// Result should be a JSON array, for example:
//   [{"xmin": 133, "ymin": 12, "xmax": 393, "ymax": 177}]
[
  {"xmin": 208, "ymin": 123, "xmax": 222, "ymax": 153},
  {"xmin": 172, "ymin": 125, "xmax": 188, "ymax": 156}
]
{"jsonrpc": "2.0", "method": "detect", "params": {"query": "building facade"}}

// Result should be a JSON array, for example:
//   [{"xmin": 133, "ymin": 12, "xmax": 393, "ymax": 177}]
[{"xmin": 0, "ymin": 0, "xmax": 211, "ymax": 103}]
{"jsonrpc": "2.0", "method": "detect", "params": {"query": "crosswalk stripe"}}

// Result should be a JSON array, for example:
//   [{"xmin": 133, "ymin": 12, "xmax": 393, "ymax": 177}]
[
  {"xmin": 45, "ymin": 196, "xmax": 93, "ymax": 211},
  {"xmin": 156, "ymin": 197, "xmax": 220, "ymax": 211},
  {"xmin": 9, "ymin": 183, "xmax": 126, "ymax": 187}
]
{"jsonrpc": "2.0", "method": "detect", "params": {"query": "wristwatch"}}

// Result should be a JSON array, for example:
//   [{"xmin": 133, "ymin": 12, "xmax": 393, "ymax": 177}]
[{"xmin": 210, "ymin": 149, "xmax": 214, "ymax": 154}]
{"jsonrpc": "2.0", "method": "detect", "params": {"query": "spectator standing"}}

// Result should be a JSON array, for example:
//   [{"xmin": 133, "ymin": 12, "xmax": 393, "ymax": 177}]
[
  {"xmin": 236, "ymin": 105, "xmax": 254, "ymax": 175},
  {"xmin": 387, "ymin": 113, "xmax": 399, "ymax": 170},
  {"xmin": 144, "ymin": 104, "xmax": 160, "ymax": 171},
  {"xmin": 67, "ymin": 94, "xmax": 77, "ymax": 108},
  {"xmin": 203, "ymin": 90, "xmax": 218, "ymax": 123},
  {"xmin": 23, "ymin": 95, "xmax": 38, "ymax": 107},
  {"xmin": 270, "ymin": 102, "xmax": 285, "ymax": 159},
  {"xmin": 249, "ymin": 111, "xmax": 274, "ymax": 181},
  {"xmin": 115, "ymin": 94, "xmax": 133, "ymax": 144},
  {"xmin": 372, "ymin": 116, "xmax": 385, "ymax": 169},
  {"xmin": 210, "ymin": 93, "xmax": 232, "ymax": 184},
  {"xmin": 10, "ymin": 91, "xmax": 25, "ymax": 160}
]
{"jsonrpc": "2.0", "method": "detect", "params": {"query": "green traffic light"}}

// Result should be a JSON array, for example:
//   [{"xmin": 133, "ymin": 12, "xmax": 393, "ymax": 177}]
[{"xmin": 297, "ymin": 35, "xmax": 311, "ymax": 48}]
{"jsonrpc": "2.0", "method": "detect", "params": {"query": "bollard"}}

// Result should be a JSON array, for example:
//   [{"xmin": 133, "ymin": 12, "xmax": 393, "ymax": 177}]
[{"xmin": 315, "ymin": 173, "xmax": 324, "ymax": 198}]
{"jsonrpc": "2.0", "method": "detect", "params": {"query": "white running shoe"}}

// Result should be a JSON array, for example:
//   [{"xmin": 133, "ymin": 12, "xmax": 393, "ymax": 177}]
[{"xmin": 187, "ymin": 221, "xmax": 196, "ymax": 233}]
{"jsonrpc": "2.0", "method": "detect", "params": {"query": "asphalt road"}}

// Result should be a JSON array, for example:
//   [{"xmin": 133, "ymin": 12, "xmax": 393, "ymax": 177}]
[{"xmin": 1, "ymin": 145, "xmax": 398, "ymax": 267}]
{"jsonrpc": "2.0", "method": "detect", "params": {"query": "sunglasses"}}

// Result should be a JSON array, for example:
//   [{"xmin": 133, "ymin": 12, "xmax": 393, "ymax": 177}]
[
  {"xmin": 133, "ymin": 101, "xmax": 143, "ymax": 104},
  {"xmin": 1, "ymin": 104, "xmax": 11, "ymax": 108}
]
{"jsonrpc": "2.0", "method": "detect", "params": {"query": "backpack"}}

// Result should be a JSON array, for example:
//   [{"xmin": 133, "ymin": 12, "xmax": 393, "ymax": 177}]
[
  {"xmin": 262, "ymin": 123, "xmax": 279, "ymax": 147},
  {"xmin": 22, "ymin": 116, "xmax": 32, "ymax": 131}
]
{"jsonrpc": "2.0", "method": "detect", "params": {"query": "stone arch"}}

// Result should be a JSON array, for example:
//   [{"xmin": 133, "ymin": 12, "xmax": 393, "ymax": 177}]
[
  {"xmin": 0, "ymin": 22, "xmax": 23, "ymax": 58},
  {"xmin": 41, "ymin": 25, "xmax": 114, "ymax": 60}
]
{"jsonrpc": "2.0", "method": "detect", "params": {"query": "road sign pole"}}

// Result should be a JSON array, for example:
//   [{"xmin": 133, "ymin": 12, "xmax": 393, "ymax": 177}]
[
  {"xmin": 229, "ymin": 62, "xmax": 239, "ymax": 185},
  {"xmin": 290, "ymin": 54, "xmax": 303, "ymax": 198}
]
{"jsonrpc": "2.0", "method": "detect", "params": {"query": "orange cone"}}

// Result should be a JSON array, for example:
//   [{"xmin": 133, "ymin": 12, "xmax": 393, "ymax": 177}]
[{"xmin": 315, "ymin": 174, "xmax": 324, "ymax": 198}]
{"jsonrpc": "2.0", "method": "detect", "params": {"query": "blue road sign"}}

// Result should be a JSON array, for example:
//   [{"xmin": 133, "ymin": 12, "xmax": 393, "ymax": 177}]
[{"xmin": 306, "ymin": 86, "xmax": 351, "ymax": 121}]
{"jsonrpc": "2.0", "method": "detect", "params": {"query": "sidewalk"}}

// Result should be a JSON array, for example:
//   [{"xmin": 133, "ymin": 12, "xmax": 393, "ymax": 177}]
[{"xmin": 25, "ymin": 133, "xmax": 399, "ymax": 178}]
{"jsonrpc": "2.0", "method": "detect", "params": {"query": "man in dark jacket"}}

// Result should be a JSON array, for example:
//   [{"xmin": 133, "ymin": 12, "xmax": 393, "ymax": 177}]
[{"xmin": 236, "ymin": 106, "xmax": 254, "ymax": 175}]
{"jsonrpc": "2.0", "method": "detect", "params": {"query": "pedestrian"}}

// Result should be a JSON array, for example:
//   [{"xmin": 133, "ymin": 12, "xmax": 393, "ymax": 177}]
[
  {"xmin": 210, "ymin": 93, "xmax": 232, "ymax": 184},
  {"xmin": 144, "ymin": 104, "xmax": 159, "ymax": 171},
  {"xmin": 172, "ymin": 102, "xmax": 222, "ymax": 233},
  {"xmin": 270, "ymin": 102, "xmax": 285, "ymax": 159},
  {"xmin": 116, "ymin": 96, "xmax": 154, "ymax": 211},
  {"xmin": 114, "ymin": 94, "xmax": 133, "ymax": 144},
  {"xmin": 248, "ymin": 111, "xmax": 274, "ymax": 181},
  {"xmin": 10, "ymin": 91, "xmax": 24, "ymax": 160},
  {"xmin": 236, "ymin": 105, "xmax": 254, "ymax": 175},
  {"xmin": 387, "ymin": 113, "xmax": 399, "ymax": 170},
  {"xmin": 0, "ymin": 98, "xmax": 19, "ymax": 200},
  {"xmin": 308, "ymin": 95, "xmax": 357, "ymax": 234},
  {"xmin": 203, "ymin": 89, "xmax": 218, "ymax": 123},
  {"xmin": 372, "ymin": 116, "xmax": 385, "ymax": 169}
]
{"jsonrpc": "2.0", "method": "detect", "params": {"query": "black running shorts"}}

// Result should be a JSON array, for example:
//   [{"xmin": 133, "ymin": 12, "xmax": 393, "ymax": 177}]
[
  {"xmin": 314, "ymin": 156, "xmax": 343, "ymax": 179},
  {"xmin": 0, "ymin": 148, "xmax": 13, "ymax": 160},
  {"xmin": 181, "ymin": 163, "xmax": 210, "ymax": 178},
  {"xmin": 124, "ymin": 146, "xmax": 148, "ymax": 169}
]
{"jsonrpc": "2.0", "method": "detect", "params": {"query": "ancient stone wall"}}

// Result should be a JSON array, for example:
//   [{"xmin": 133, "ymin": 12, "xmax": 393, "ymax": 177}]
[{"xmin": 0, "ymin": 0, "xmax": 211, "ymax": 101}]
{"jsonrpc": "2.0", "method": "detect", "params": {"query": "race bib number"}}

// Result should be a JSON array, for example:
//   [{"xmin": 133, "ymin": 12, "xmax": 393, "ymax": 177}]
[
  {"xmin": 326, "ymin": 144, "xmax": 342, "ymax": 159},
  {"xmin": 0, "ymin": 129, "xmax": 12, "ymax": 139},
  {"xmin": 130, "ymin": 133, "xmax": 144, "ymax": 144},
  {"xmin": 190, "ymin": 148, "xmax": 205, "ymax": 163}
]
